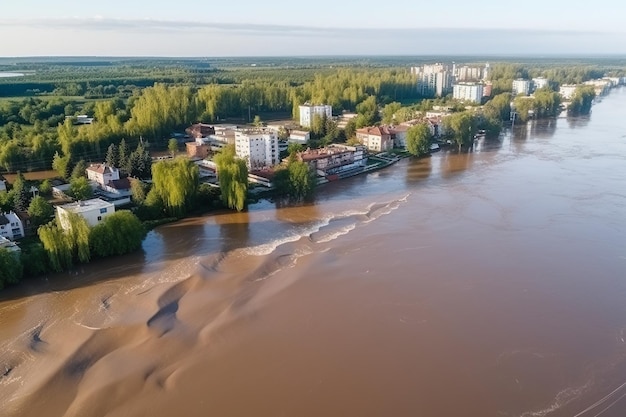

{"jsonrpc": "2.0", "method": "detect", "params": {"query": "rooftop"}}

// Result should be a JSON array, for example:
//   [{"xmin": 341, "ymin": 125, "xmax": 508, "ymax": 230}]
[
  {"xmin": 87, "ymin": 163, "xmax": 118, "ymax": 175},
  {"xmin": 58, "ymin": 198, "xmax": 113, "ymax": 214}
]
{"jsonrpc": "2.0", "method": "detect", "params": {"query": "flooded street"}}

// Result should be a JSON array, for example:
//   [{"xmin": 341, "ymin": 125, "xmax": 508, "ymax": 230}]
[{"xmin": 1, "ymin": 88, "xmax": 626, "ymax": 417}]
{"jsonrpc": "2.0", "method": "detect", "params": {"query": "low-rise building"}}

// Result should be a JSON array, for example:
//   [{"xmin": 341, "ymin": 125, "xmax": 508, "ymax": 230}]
[
  {"xmin": 288, "ymin": 130, "xmax": 311, "ymax": 145},
  {"xmin": 355, "ymin": 125, "xmax": 409, "ymax": 151},
  {"xmin": 87, "ymin": 163, "xmax": 120, "ymax": 187},
  {"xmin": 356, "ymin": 126, "xmax": 394, "ymax": 152},
  {"xmin": 296, "ymin": 144, "xmax": 367, "ymax": 180},
  {"xmin": 186, "ymin": 142, "xmax": 210, "ymax": 159},
  {"xmin": 0, "ymin": 174, "xmax": 6, "ymax": 192},
  {"xmin": 0, "ymin": 211, "xmax": 24, "ymax": 240},
  {"xmin": 56, "ymin": 198, "xmax": 115, "ymax": 229},
  {"xmin": 186, "ymin": 123, "xmax": 216, "ymax": 139}
]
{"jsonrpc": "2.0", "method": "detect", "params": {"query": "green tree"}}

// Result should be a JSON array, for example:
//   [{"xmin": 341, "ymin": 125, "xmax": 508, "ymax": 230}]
[
  {"xmin": 568, "ymin": 85, "xmax": 596, "ymax": 115},
  {"xmin": 512, "ymin": 96, "xmax": 535, "ymax": 122},
  {"xmin": 406, "ymin": 124, "xmax": 432, "ymax": 156},
  {"xmin": 90, "ymin": 211, "xmax": 146, "ymax": 257},
  {"xmin": 130, "ymin": 178, "xmax": 148, "ymax": 205},
  {"xmin": 253, "ymin": 115, "xmax": 263, "ymax": 127},
  {"xmin": 71, "ymin": 159, "xmax": 88, "ymax": 180},
  {"xmin": 39, "ymin": 179, "xmax": 52, "ymax": 196},
  {"xmin": 105, "ymin": 143, "xmax": 118, "ymax": 167},
  {"xmin": 0, "ymin": 247, "xmax": 23, "ymax": 289},
  {"xmin": 214, "ymin": 145, "xmax": 248, "ymax": 211},
  {"xmin": 382, "ymin": 102, "xmax": 402, "ymax": 124},
  {"xmin": 65, "ymin": 212, "xmax": 91, "ymax": 263},
  {"xmin": 168, "ymin": 138, "xmax": 179, "ymax": 157},
  {"xmin": 128, "ymin": 142, "xmax": 152, "ymax": 179},
  {"xmin": 28, "ymin": 195, "xmax": 54, "ymax": 227},
  {"xmin": 52, "ymin": 151, "xmax": 71, "ymax": 180},
  {"xmin": 69, "ymin": 177, "xmax": 93, "ymax": 201},
  {"xmin": 20, "ymin": 242, "xmax": 49, "ymax": 277},
  {"xmin": 38, "ymin": 222, "xmax": 73, "ymax": 272},
  {"xmin": 118, "ymin": 138, "xmax": 130, "ymax": 174},
  {"xmin": 151, "ymin": 157, "xmax": 199, "ymax": 217},
  {"xmin": 443, "ymin": 112, "xmax": 477, "ymax": 150},
  {"xmin": 12, "ymin": 172, "xmax": 30, "ymax": 212}
]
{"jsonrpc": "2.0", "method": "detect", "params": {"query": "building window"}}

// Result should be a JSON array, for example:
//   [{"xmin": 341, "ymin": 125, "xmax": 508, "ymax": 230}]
[
  {"xmin": 97, "ymin": 216, "xmax": 102, "ymax": 221},
  {"xmin": 100, "ymin": 208, "xmax": 107, "ymax": 214}
]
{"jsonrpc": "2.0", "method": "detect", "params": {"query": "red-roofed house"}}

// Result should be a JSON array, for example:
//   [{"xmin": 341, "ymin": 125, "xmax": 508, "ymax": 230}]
[
  {"xmin": 86, "ymin": 163, "xmax": 120, "ymax": 187},
  {"xmin": 356, "ymin": 125, "xmax": 409, "ymax": 152},
  {"xmin": 356, "ymin": 126, "xmax": 393, "ymax": 152}
]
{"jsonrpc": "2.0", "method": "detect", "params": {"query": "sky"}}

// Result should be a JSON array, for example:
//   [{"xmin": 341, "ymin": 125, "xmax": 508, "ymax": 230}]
[{"xmin": 1, "ymin": 0, "xmax": 625, "ymax": 57}]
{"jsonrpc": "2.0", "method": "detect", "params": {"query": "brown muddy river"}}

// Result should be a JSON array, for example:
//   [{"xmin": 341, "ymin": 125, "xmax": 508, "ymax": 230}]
[{"xmin": 1, "ymin": 88, "xmax": 626, "ymax": 417}]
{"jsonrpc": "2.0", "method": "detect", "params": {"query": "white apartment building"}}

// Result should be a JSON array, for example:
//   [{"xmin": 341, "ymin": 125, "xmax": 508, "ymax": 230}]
[
  {"xmin": 532, "ymin": 77, "xmax": 549, "ymax": 91},
  {"xmin": 234, "ymin": 128, "xmax": 280, "ymax": 169},
  {"xmin": 0, "ymin": 211, "xmax": 24, "ymax": 240},
  {"xmin": 413, "ymin": 63, "xmax": 453, "ymax": 97},
  {"xmin": 512, "ymin": 79, "xmax": 531, "ymax": 96},
  {"xmin": 559, "ymin": 84, "xmax": 578, "ymax": 100},
  {"xmin": 56, "ymin": 198, "xmax": 115, "ymax": 229},
  {"xmin": 299, "ymin": 104, "xmax": 332, "ymax": 128},
  {"xmin": 453, "ymin": 83, "xmax": 484, "ymax": 103}
]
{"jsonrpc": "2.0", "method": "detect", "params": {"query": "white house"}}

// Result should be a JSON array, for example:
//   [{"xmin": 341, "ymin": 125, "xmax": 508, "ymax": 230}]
[
  {"xmin": 299, "ymin": 104, "xmax": 332, "ymax": 128},
  {"xmin": 0, "ymin": 175, "xmax": 6, "ymax": 192},
  {"xmin": 0, "ymin": 211, "xmax": 24, "ymax": 240},
  {"xmin": 453, "ymin": 83, "xmax": 484, "ymax": 103},
  {"xmin": 56, "ymin": 198, "xmax": 115, "ymax": 229},
  {"xmin": 234, "ymin": 128, "xmax": 280, "ymax": 169},
  {"xmin": 86, "ymin": 163, "xmax": 120, "ymax": 187}
]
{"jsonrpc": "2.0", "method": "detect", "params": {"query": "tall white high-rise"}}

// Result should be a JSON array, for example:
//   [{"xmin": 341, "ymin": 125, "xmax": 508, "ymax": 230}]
[
  {"xmin": 299, "ymin": 104, "xmax": 332, "ymax": 128},
  {"xmin": 413, "ymin": 63, "xmax": 452, "ymax": 97},
  {"xmin": 234, "ymin": 128, "xmax": 280, "ymax": 169}
]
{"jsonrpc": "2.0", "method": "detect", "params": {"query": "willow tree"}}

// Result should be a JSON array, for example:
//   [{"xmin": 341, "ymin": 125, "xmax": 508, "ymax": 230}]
[
  {"xmin": 38, "ymin": 222, "xmax": 72, "ymax": 272},
  {"xmin": 214, "ymin": 145, "xmax": 248, "ymax": 212},
  {"xmin": 65, "ymin": 212, "xmax": 91, "ymax": 263},
  {"xmin": 151, "ymin": 157, "xmax": 199, "ymax": 217},
  {"xmin": 90, "ymin": 210, "xmax": 146, "ymax": 257},
  {"xmin": 0, "ymin": 247, "xmax": 22, "ymax": 289}
]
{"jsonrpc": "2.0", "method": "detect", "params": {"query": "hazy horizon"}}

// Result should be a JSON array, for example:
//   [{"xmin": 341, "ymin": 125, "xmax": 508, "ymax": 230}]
[{"xmin": 2, "ymin": 0, "xmax": 626, "ymax": 57}]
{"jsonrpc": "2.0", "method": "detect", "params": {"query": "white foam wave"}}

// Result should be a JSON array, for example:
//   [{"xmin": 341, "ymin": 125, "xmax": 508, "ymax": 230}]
[
  {"xmin": 520, "ymin": 381, "xmax": 590, "ymax": 417},
  {"xmin": 313, "ymin": 223, "xmax": 357, "ymax": 243},
  {"xmin": 243, "ymin": 219, "xmax": 331, "ymax": 256}
]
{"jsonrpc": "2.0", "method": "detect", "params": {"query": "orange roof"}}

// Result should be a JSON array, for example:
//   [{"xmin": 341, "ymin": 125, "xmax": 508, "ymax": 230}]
[{"xmin": 87, "ymin": 163, "xmax": 116, "ymax": 175}]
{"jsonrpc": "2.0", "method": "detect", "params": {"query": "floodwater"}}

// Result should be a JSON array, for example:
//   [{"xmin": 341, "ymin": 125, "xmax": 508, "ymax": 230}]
[{"xmin": 1, "ymin": 88, "xmax": 626, "ymax": 417}]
